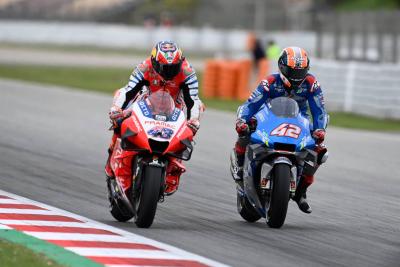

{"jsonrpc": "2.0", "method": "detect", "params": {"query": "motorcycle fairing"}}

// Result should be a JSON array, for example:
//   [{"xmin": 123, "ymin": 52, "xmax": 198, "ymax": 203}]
[{"xmin": 251, "ymin": 108, "xmax": 315, "ymax": 151}]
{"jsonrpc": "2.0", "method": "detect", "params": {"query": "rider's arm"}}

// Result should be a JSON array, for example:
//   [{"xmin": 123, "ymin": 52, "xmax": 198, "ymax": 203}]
[
  {"xmin": 237, "ymin": 79, "xmax": 271, "ymax": 122},
  {"xmin": 306, "ymin": 76, "xmax": 329, "ymax": 131},
  {"xmin": 181, "ymin": 64, "xmax": 202, "ymax": 120},
  {"xmin": 113, "ymin": 61, "xmax": 149, "ymax": 109}
]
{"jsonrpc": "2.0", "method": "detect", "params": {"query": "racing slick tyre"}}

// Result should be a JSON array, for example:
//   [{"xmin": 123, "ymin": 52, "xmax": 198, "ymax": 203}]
[
  {"xmin": 135, "ymin": 166, "xmax": 163, "ymax": 228},
  {"xmin": 110, "ymin": 200, "xmax": 134, "ymax": 222},
  {"xmin": 237, "ymin": 192, "xmax": 262, "ymax": 222},
  {"xmin": 267, "ymin": 163, "xmax": 290, "ymax": 228},
  {"xmin": 107, "ymin": 178, "xmax": 134, "ymax": 222}
]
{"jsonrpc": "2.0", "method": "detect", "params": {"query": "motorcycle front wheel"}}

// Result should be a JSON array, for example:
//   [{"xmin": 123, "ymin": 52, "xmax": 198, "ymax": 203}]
[
  {"xmin": 267, "ymin": 163, "xmax": 290, "ymax": 228},
  {"xmin": 134, "ymin": 165, "xmax": 163, "ymax": 228}
]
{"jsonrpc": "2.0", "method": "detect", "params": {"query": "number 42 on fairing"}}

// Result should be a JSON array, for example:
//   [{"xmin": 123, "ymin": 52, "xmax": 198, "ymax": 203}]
[{"xmin": 270, "ymin": 123, "xmax": 301, "ymax": 139}]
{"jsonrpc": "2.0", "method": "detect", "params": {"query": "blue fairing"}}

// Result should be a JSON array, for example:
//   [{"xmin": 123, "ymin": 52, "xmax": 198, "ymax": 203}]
[{"xmin": 250, "ymin": 104, "xmax": 315, "ymax": 151}]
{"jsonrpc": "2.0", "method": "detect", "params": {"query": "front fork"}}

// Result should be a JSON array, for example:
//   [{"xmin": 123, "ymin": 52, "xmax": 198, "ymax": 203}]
[
  {"xmin": 259, "ymin": 158, "xmax": 297, "ymax": 198},
  {"xmin": 133, "ymin": 156, "xmax": 167, "ymax": 203}
]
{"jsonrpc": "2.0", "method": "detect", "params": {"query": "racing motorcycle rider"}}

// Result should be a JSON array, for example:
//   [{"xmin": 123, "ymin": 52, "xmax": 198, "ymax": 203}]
[
  {"xmin": 231, "ymin": 47, "xmax": 328, "ymax": 214},
  {"xmin": 105, "ymin": 40, "xmax": 203, "ymax": 195}
]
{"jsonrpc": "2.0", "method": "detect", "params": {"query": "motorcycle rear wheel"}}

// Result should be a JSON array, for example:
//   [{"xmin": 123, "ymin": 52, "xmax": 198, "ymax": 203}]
[
  {"xmin": 267, "ymin": 163, "xmax": 290, "ymax": 228},
  {"xmin": 134, "ymin": 166, "xmax": 163, "ymax": 228},
  {"xmin": 237, "ymin": 192, "xmax": 261, "ymax": 222},
  {"xmin": 107, "ymin": 178, "xmax": 134, "ymax": 222}
]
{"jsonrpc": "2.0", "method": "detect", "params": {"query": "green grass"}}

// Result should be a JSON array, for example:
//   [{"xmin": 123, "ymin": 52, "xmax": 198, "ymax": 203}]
[
  {"xmin": 0, "ymin": 239, "xmax": 65, "ymax": 267},
  {"xmin": 328, "ymin": 112, "xmax": 400, "ymax": 131},
  {"xmin": 0, "ymin": 63, "xmax": 399, "ymax": 132},
  {"xmin": 335, "ymin": 0, "xmax": 399, "ymax": 11},
  {"xmin": 0, "ymin": 64, "xmax": 129, "ymax": 94}
]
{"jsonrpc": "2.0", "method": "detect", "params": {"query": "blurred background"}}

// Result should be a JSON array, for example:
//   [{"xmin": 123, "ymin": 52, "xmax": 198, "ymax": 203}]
[{"xmin": 0, "ymin": 0, "xmax": 399, "ymax": 127}]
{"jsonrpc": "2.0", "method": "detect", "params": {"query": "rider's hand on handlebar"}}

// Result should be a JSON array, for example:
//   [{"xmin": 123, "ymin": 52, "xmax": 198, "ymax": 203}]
[
  {"xmin": 235, "ymin": 118, "xmax": 250, "ymax": 136},
  {"xmin": 187, "ymin": 119, "xmax": 200, "ymax": 135},
  {"xmin": 312, "ymin": 129, "xmax": 326, "ymax": 144},
  {"xmin": 109, "ymin": 106, "xmax": 132, "ymax": 128}
]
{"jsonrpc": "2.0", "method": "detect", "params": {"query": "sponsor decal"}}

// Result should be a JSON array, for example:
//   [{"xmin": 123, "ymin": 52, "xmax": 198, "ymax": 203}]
[
  {"xmin": 176, "ymin": 124, "xmax": 186, "ymax": 139},
  {"xmin": 170, "ymin": 108, "xmax": 181, "ymax": 121},
  {"xmin": 138, "ymin": 101, "xmax": 151, "ymax": 116},
  {"xmin": 160, "ymin": 42, "xmax": 177, "ymax": 52},
  {"xmin": 256, "ymin": 129, "xmax": 269, "ymax": 145},
  {"xmin": 138, "ymin": 62, "xmax": 148, "ymax": 73},
  {"xmin": 147, "ymin": 126, "xmax": 174, "ymax": 139},
  {"xmin": 155, "ymin": 114, "xmax": 167, "ymax": 121},
  {"xmin": 250, "ymin": 89, "xmax": 263, "ymax": 102},
  {"xmin": 144, "ymin": 120, "xmax": 176, "ymax": 129},
  {"xmin": 183, "ymin": 66, "xmax": 193, "ymax": 76},
  {"xmin": 261, "ymin": 80, "xmax": 270, "ymax": 92},
  {"xmin": 311, "ymin": 80, "xmax": 320, "ymax": 92},
  {"xmin": 294, "ymin": 57, "xmax": 306, "ymax": 68},
  {"xmin": 131, "ymin": 115, "xmax": 142, "ymax": 132},
  {"xmin": 271, "ymin": 123, "xmax": 302, "ymax": 139}
]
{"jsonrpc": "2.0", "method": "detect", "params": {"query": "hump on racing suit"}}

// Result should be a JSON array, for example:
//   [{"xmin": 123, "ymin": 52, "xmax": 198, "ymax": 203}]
[
  {"xmin": 237, "ymin": 73, "xmax": 328, "ymax": 131},
  {"xmin": 112, "ymin": 57, "xmax": 202, "ymax": 121}
]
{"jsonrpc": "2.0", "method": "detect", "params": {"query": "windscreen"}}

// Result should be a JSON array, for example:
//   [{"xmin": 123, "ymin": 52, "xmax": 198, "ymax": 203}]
[
  {"xmin": 268, "ymin": 97, "xmax": 300, "ymax": 118},
  {"xmin": 146, "ymin": 90, "xmax": 176, "ymax": 118}
]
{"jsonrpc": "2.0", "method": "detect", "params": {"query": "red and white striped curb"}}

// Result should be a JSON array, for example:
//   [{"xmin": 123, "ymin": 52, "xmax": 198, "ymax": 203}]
[{"xmin": 0, "ymin": 190, "xmax": 229, "ymax": 267}]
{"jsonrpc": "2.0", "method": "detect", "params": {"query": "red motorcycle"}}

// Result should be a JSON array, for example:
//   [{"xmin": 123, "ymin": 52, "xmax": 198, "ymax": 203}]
[{"xmin": 107, "ymin": 90, "xmax": 194, "ymax": 228}]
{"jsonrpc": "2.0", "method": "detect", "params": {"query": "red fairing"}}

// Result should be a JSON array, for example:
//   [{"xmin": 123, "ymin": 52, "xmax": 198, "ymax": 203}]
[
  {"xmin": 121, "ymin": 113, "xmax": 151, "ymax": 152},
  {"xmin": 166, "ymin": 124, "xmax": 193, "ymax": 155},
  {"xmin": 109, "ymin": 139, "xmax": 137, "ymax": 192}
]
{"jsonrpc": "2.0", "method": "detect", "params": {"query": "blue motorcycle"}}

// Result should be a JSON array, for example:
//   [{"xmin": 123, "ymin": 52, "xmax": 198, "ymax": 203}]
[{"xmin": 231, "ymin": 97, "xmax": 324, "ymax": 228}]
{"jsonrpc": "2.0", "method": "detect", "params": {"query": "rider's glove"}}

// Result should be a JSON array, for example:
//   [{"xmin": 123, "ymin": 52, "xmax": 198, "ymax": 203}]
[
  {"xmin": 312, "ymin": 129, "xmax": 326, "ymax": 144},
  {"xmin": 187, "ymin": 119, "xmax": 200, "ymax": 135},
  {"xmin": 109, "ymin": 106, "xmax": 132, "ymax": 128},
  {"xmin": 235, "ymin": 118, "xmax": 249, "ymax": 136}
]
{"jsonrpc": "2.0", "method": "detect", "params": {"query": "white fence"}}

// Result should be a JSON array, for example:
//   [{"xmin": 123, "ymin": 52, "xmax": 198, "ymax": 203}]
[
  {"xmin": 0, "ymin": 20, "xmax": 317, "ymax": 55},
  {"xmin": 312, "ymin": 59, "xmax": 400, "ymax": 119},
  {"xmin": 0, "ymin": 20, "xmax": 400, "ymax": 119}
]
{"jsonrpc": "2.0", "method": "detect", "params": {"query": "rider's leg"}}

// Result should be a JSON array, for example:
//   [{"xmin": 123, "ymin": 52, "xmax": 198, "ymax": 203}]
[
  {"xmin": 105, "ymin": 133, "xmax": 118, "ymax": 178},
  {"xmin": 294, "ymin": 144, "xmax": 328, "ymax": 214},
  {"xmin": 165, "ymin": 157, "xmax": 186, "ymax": 195},
  {"xmin": 230, "ymin": 135, "xmax": 249, "ymax": 181},
  {"xmin": 294, "ymin": 174, "xmax": 314, "ymax": 214}
]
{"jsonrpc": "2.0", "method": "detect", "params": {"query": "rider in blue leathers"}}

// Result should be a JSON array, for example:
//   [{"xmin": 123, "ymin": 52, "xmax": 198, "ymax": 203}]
[{"xmin": 231, "ymin": 47, "xmax": 329, "ymax": 214}]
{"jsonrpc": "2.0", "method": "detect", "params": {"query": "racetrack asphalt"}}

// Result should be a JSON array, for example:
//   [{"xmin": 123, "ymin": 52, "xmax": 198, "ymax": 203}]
[{"xmin": 0, "ymin": 79, "xmax": 399, "ymax": 267}]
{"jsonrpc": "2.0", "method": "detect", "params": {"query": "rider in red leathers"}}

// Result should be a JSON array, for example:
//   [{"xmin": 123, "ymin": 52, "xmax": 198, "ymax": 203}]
[{"xmin": 105, "ymin": 41, "xmax": 203, "ymax": 195}]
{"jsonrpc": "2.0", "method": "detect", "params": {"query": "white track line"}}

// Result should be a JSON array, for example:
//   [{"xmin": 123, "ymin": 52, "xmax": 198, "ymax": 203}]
[
  {"xmin": 0, "ymin": 199, "xmax": 21, "ymax": 204},
  {"xmin": 0, "ymin": 209, "xmax": 60, "ymax": 214},
  {"xmin": 0, "ymin": 220, "xmax": 103, "ymax": 227},
  {"xmin": 0, "ymin": 224, "xmax": 11, "ymax": 229},
  {"xmin": 24, "ymin": 232, "xmax": 132, "ymax": 242},
  {"xmin": 68, "ymin": 248, "xmax": 188, "ymax": 259}
]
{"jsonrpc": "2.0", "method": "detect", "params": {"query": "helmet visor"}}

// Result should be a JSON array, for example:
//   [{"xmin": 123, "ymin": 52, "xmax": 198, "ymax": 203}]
[
  {"xmin": 159, "ymin": 62, "xmax": 182, "ymax": 80},
  {"xmin": 281, "ymin": 65, "xmax": 308, "ymax": 81}
]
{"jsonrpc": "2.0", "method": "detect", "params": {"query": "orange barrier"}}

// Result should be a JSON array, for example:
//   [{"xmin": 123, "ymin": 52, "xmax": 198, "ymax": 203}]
[
  {"xmin": 202, "ymin": 59, "xmax": 269, "ymax": 101},
  {"xmin": 202, "ymin": 60, "xmax": 221, "ymax": 98}
]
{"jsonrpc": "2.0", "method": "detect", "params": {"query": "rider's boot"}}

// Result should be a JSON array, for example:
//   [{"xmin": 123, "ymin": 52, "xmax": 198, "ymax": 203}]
[
  {"xmin": 293, "ymin": 174, "xmax": 314, "ymax": 214},
  {"xmin": 230, "ymin": 138, "xmax": 247, "ymax": 182},
  {"xmin": 165, "ymin": 158, "xmax": 186, "ymax": 195}
]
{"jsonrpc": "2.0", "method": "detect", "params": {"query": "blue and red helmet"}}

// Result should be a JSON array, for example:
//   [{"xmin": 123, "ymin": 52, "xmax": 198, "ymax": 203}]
[
  {"xmin": 278, "ymin": 47, "xmax": 310, "ymax": 89},
  {"xmin": 151, "ymin": 41, "xmax": 184, "ymax": 80}
]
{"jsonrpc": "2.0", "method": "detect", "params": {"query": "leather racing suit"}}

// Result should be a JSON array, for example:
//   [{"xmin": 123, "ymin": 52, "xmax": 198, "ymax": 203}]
[
  {"xmin": 234, "ymin": 73, "xmax": 328, "ymax": 205},
  {"xmin": 106, "ymin": 57, "xmax": 202, "ymax": 194}
]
